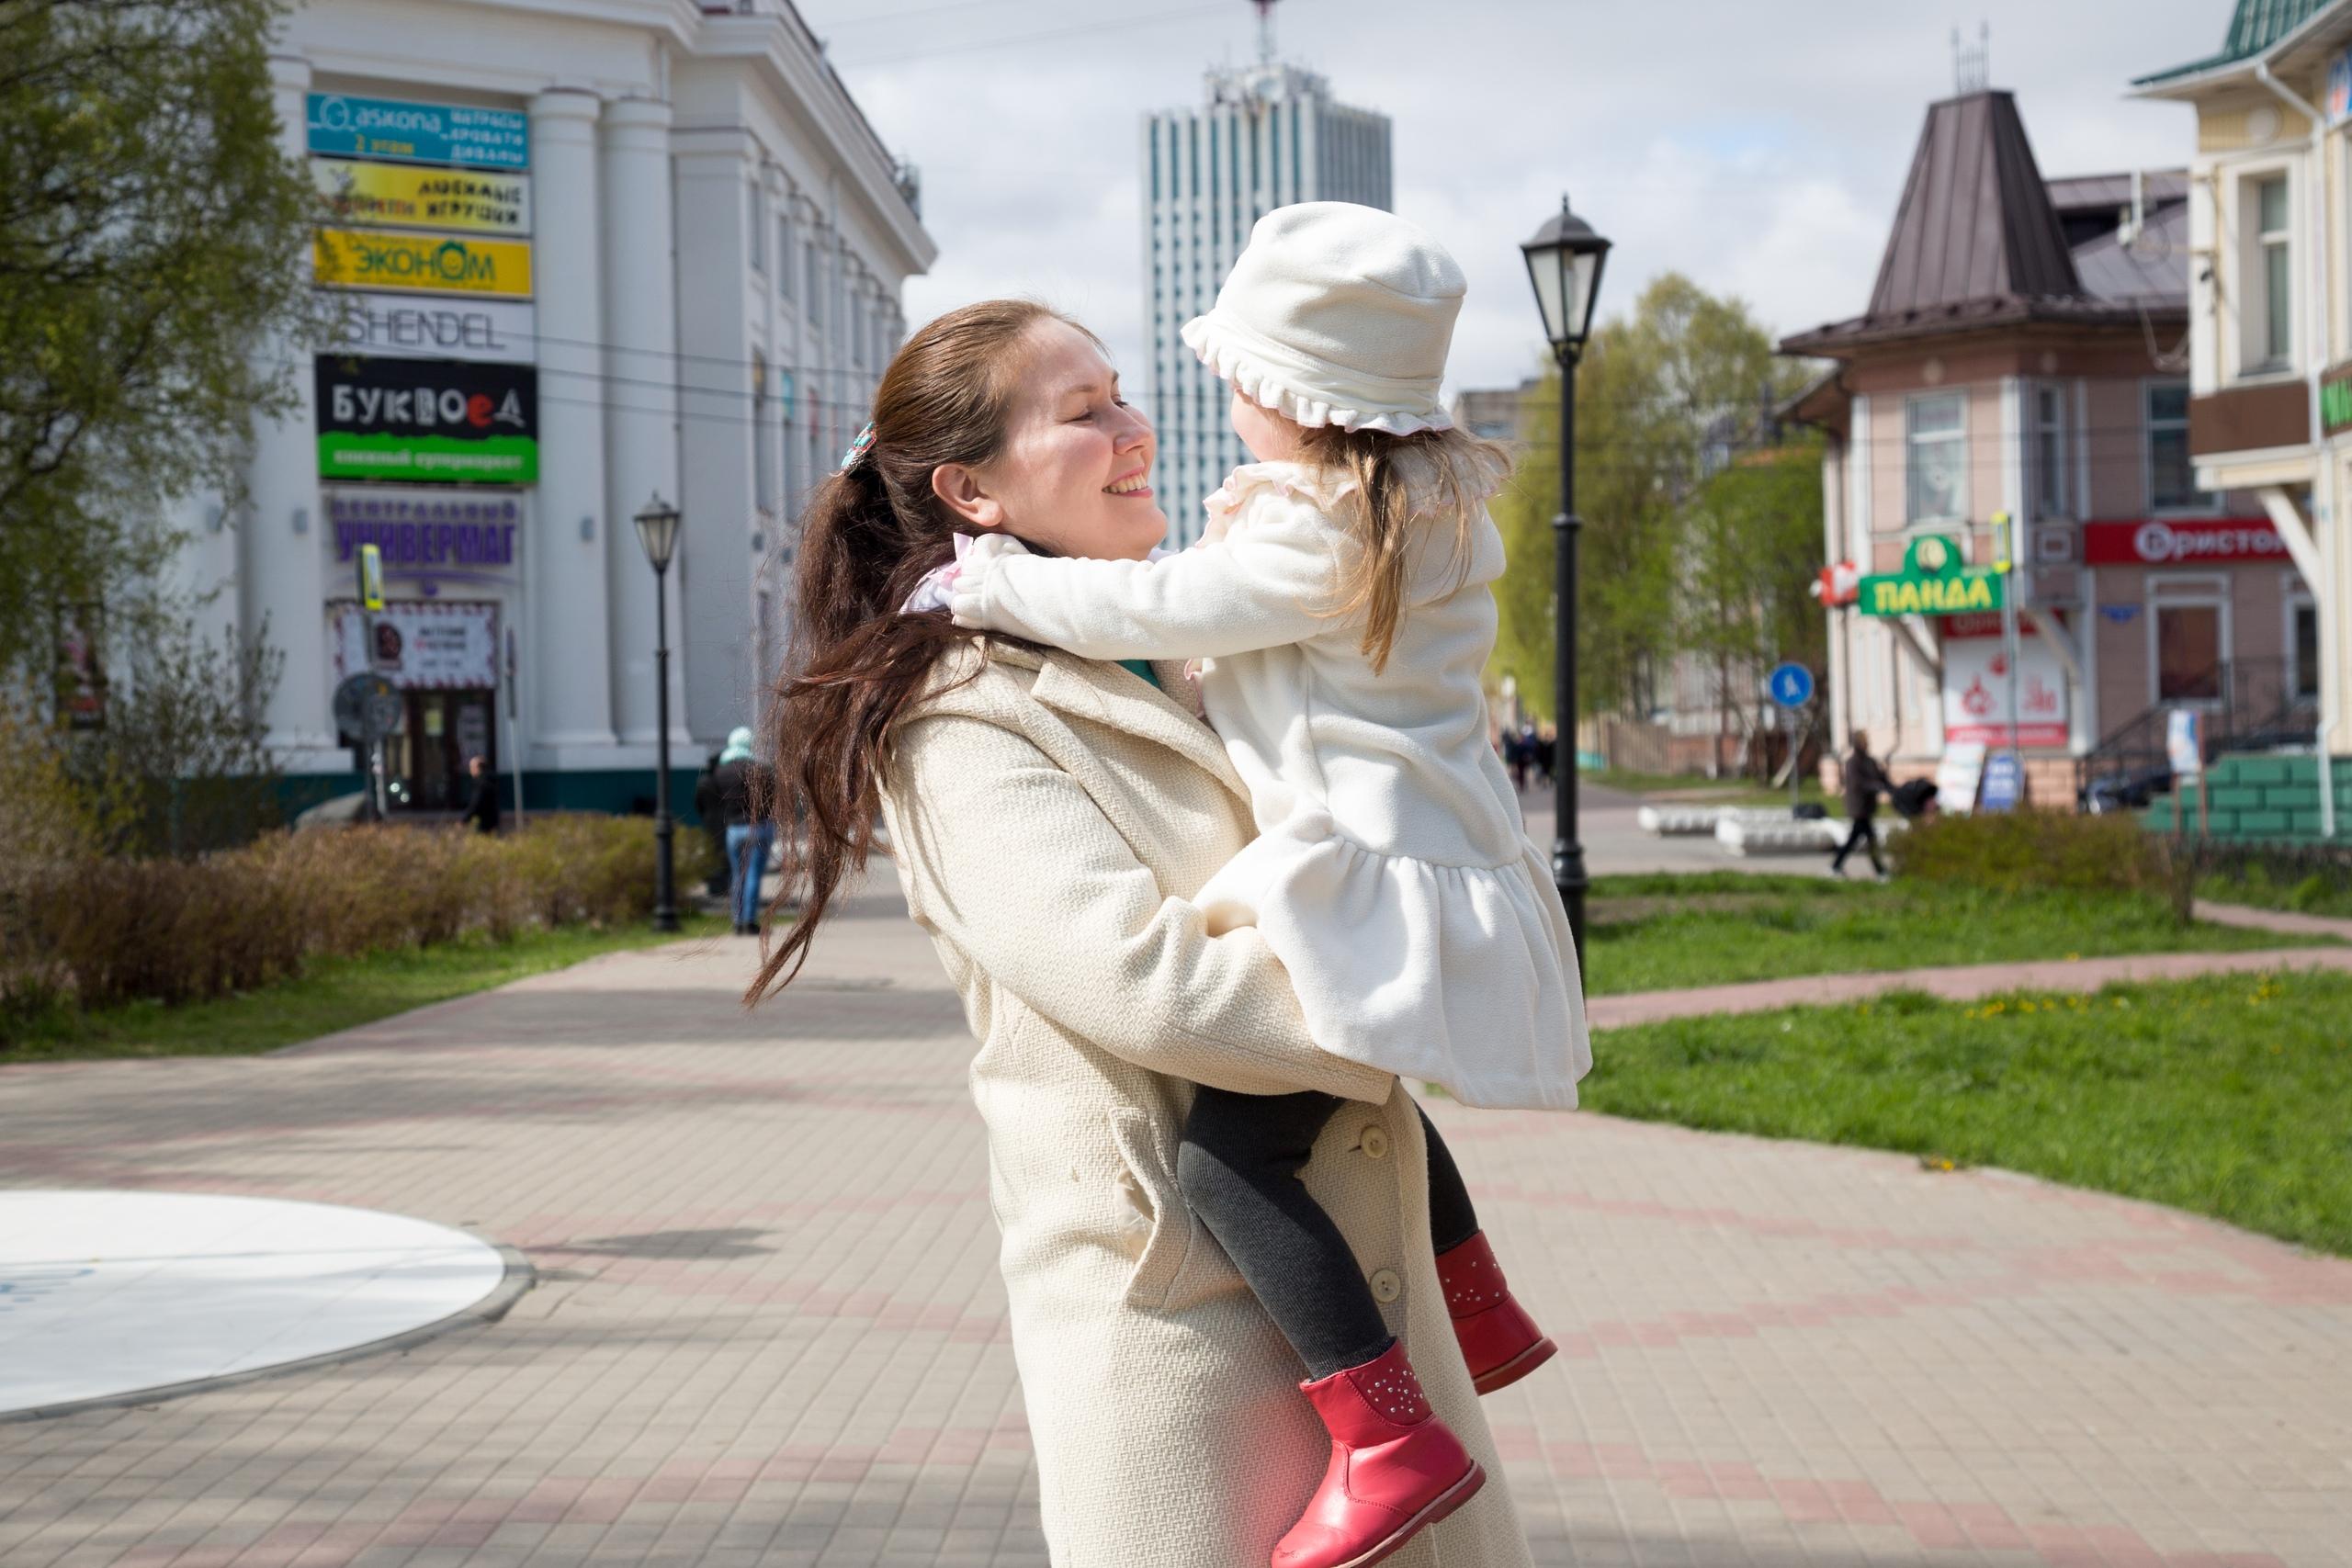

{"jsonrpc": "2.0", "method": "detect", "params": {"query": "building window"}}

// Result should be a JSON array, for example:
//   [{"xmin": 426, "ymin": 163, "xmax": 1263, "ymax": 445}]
[
  {"xmin": 752, "ymin": 350, "xmax": 775, "ymax": 513},
  {"xmin": 2292, "ymin": 591, "xmax": 2320, "ymax": 700},
  {"xmin": 806, "ymin": 243, "xmax": 822, "ymax": 328},
  {"xmin": 2145, "ymin": 380, "xmax": 2212, "ymax": 513},
  {"xmin": 2150, "ymin": 576, "xmax": 2227, "ymax": 703},
  {"xmin": 2031, "ymin": 383, "xmax": 2067, "ymax": 519},
  {"xmin": 749, "ymin": 184, "xmax": 764, "ymax": 274},
  {"xmin": 2248, "ymin": 174, "xmax": 2292, "ymax": 372},
  {"xmin": 779, "ymin": 212, "xmax": 796, "ymax": 300},
  {"xmin": 1905, "ymin": 391, "xmax": 1966, "ymax": 524}
]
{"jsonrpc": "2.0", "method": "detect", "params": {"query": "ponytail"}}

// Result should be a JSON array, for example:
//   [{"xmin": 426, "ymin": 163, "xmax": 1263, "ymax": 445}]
[{"xmin": 748, "ymin": 299, "xmax": 1096, "ymax": 1002}]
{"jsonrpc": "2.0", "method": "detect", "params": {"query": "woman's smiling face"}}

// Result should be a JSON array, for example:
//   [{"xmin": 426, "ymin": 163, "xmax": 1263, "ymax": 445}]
[{"xmin": 933, "ymin": 318, "xmax": 1166, "ymax": 561}]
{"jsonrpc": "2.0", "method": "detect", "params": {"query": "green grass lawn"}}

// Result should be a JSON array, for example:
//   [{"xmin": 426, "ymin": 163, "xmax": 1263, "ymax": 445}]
[
  {"xmin": 1586, "ymin": 767, "xmax": 1830, "ymax": 809},
  {"xmin": 1584, "ymin": 877, "xmax": 2335, "ymax": 997},
  {"xmin": 3, "ymin": 914, "xmax": 731, "ymax": 1065},
  {"xmin": 1582, "ymin": 970, "xmax": 2352, "ymax": 1256}
]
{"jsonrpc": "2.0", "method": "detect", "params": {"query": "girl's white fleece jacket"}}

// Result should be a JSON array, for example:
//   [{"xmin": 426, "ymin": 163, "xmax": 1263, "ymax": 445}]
[{"xmin": 951, "ymin": 456, "xmax": 1589, "ymax": 1111}]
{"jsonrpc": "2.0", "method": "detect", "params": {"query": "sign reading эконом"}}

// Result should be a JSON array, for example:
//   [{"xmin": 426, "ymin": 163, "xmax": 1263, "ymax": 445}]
[{"xmin": 306, "ymin": 93, "xmax": 528, "ymax": 170}]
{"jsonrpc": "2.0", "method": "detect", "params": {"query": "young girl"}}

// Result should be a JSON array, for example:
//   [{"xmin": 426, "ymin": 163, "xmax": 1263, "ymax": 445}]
[{"xmin": 941, "ymin": 203, "xmax": 1589, "ymax": 1568}]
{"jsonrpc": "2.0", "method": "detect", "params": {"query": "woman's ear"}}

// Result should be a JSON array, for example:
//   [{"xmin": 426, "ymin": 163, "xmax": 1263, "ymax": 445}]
[{"xmin": 931, "ymin": 463, "xmax": 1005, "ymax": 532}]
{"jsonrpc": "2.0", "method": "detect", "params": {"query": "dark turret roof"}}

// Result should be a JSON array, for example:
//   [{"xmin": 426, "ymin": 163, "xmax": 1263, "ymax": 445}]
[{"xmin": 1780, "ymin": 91, "xmax": 2184, "ymax": 357}]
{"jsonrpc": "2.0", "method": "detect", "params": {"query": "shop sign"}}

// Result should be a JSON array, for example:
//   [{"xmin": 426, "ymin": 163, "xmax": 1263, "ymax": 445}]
[
  {"xmin": 1857, "ymin": 535, "xmax": 2004, "ymax": 617},
  {"xmin": 2081, "ymin": 518, "xmax": 2285, "ymax": 566},
  {"xmin": 314, "ymin": 229, "xmax": 531, "ymax": 298},
  {"xmin": 2322, "ymin": 361, "xmax": 2352, "ymax": 434},
  {"xmin": 331, "ymin": 601, "xmax": 501, "ymax": 690},
  {"xmin": 2331, "ymin": 48, "xmax": 2352, "ymax": 125},
  {"xmin": 54, "ymin": 603, "xmax": 106, "ymax": 732},
  {"xmin": 311, "ymin": 159, "xmax": 531, "ymax": 236},
  {"xmin": 1942, "ymin": 634, "xmax": 2067, "ymax": 750},
  {"xmin": 314, "ymin": 355, "xmax": 537, "ymax": 485},
  {"xmin": 306, "ymin": 94, "xmax": 528, "ymax": 170},
  {"xmin": 325, "ymin": 292, "xmax": 535, "ymax": 365},
  {"xmin": 326, "ymin": 489, "xmax": 522, "ymax": 582}
]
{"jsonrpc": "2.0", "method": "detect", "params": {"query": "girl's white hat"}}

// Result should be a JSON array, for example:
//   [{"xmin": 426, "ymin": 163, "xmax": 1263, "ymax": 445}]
[{"xmin": 1181, "ymin": 201, "xmax": 1464, "ymax": 435}]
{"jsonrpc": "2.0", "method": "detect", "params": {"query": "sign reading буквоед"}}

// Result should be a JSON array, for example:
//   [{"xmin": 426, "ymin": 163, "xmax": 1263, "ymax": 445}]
[
  {"xmin": 315, "ymin": 229, "xmax": 531, "ymax": 298},
  {"xmin": 315, "ymin": 356, "xmax": 537, "ymax": 485},
  {"xmin": 306, "ymin": 94, "xmax": 528, "ymax": 169}
]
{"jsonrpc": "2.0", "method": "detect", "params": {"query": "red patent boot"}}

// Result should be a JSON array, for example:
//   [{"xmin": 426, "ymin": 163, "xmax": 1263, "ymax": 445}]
[
  {"xmin": 1437, "ymin": 1231, "xmax": 1556, "ymax": 1395},
  {"xmin": 1272, "ymin": 1339, "xmax": 1485, "ymax": 1568}
]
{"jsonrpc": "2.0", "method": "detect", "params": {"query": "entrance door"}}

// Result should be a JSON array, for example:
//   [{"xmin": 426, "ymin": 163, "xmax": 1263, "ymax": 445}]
[{"xmin": 396, "ymin": 689, "xmax": 496, "ymax": 812}]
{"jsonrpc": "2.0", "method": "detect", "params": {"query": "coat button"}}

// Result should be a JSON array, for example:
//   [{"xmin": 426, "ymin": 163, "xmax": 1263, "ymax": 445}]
[
  {"xmin": 1360, "ymin": 1126, "xmax": 1390, "ymax": 1160},
  {"xmin": 1369, "ymin": 1269, "xmax": 1402, "ymax": 1303}
]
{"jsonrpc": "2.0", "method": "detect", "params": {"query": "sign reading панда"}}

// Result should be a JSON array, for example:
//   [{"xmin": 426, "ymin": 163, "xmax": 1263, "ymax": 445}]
[
  {"xmin": 311, "ymin": 159, "xmax": 531, "ymax": 236},
  {"xmin": 306, "ymin": 93, "xmax": 528, "ymax": 170},
  {"xmin": 314, "ymin": 356, "xmax": 537, "ymax": 486},
  {"xmin": 1857, "ymin": 535, "xmax": 2005, "ymax": 617},
  {"xmin": 314, "ymin": 229, "xmax": 531, "ymax": 298},
  {"xmin": 326, "ymin": 293, "xmax": 536, "ymax": 365}
]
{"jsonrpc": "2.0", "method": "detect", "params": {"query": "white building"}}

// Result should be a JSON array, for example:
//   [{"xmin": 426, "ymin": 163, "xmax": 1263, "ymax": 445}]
[
  {"xmin": 1140, "ymin": 59, "xmax": 1391, "ymax": 545},
  {"xmin": 172, "ymin": 0, "xmax": 933, "ymax": 816}
]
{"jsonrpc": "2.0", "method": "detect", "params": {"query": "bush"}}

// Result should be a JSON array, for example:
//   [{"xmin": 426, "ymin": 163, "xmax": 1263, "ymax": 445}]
[
  {"xmin": 1888, "ymin": 808, "xmax": 2165, "ymax": 897},
  {"xmin": 1, "ymin": 815, "xmax": 714, "ymax": 1036},
  {"xmin": 2194, "ymin": 841, "xmax": 2352, "ymax": 919}
]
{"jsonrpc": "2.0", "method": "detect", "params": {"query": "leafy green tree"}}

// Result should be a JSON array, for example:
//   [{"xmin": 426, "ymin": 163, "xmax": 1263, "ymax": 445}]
[
  {"xmin": 1679, "ymin": 439, "xmax": 1826, "ymax": 767},
  {"xmin": 0, "ymin": 0, "xmax": 320, "ymax": 672},
  {"xmin": 1489, "ymin": 274, "xmax": 1805, "ymax": 724}
]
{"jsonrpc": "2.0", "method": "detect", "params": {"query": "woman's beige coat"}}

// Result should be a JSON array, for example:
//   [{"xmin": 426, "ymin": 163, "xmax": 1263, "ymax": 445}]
[{"xmin": 878, "ymin": 638, "xmax": 1534, "ymax": 1568}]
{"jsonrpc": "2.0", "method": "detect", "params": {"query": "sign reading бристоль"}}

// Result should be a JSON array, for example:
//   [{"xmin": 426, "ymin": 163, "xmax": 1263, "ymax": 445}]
[
  {"xmin": 315, "ymin": 356, "xmax": 537, "ymax": 485},
  {"xmin": 306, "ymin": 94, "xmax": 528, "ymax": 170}
]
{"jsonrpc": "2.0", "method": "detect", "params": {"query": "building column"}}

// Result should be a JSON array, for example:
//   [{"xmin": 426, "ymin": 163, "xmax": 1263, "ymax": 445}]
[
  {"xmin": 528, "ymin": 88, "xmax": 616, "ymax": 754},
  {"xmin": 599, "ymin": 96, "xmax": 682, "ymax": 751},
  {"xmin": 244, "ymin": 54, "xmax": 335, "ymax": 766}
]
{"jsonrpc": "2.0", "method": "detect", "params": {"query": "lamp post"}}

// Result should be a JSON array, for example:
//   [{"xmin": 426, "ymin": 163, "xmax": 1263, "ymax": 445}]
[
  {"xmin": 634, "ymin": 492, "xmax": 684, "ymax": 933},
  {"xmin": 1520, "ymin": 193, "xmax": 1611, "ymax": 970}
]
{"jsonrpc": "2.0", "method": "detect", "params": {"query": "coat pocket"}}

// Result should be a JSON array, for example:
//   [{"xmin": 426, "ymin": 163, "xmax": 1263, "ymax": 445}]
[{"xmin": 1105, "ymin": 1107, "xmax": 1195, "ymax": 1311}]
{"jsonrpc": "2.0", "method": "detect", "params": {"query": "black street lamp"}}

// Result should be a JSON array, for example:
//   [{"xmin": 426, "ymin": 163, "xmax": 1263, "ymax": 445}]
[
  {"xmin": 1520, "ymin": 193, "xmax": 1611, "ymax": 970},
  {"xmin": 634, "ymin": 492, "xmax": 684, "ymax": 934}
]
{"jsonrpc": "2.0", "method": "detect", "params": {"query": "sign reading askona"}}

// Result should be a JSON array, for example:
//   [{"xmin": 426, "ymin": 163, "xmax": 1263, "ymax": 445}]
[{"xmin": 1856, "ymin": 535, "xmax": 2005, "ymax": 617}]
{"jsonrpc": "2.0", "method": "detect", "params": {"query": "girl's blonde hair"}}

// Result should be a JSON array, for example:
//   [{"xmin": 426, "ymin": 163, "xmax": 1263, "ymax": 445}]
[{"xmin": 1291, "ymin": 423, "xmax": 1510, "ymax": 674}]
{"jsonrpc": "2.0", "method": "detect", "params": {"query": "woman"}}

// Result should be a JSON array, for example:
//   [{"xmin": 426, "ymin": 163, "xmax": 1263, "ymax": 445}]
[{"xmin": 752, "ymin": 300, "xmax": 1534, "ymax": 1567}]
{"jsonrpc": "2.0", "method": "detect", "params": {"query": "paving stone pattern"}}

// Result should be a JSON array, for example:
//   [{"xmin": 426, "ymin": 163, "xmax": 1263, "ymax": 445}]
[{"xmin": 3, "ymin": 875, "xmax": 2349, "ymax": 1567}]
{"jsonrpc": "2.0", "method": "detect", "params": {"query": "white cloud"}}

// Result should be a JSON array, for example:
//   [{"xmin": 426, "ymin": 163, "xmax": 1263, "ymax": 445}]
[{"xmin": 804, "ymin": 0, "xmax": 2228, "ymax": 402}]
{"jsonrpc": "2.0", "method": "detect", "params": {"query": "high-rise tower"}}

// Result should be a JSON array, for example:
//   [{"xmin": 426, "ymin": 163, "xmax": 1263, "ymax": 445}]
[{"xmin": 1140, "ymin": 8, "xmax": 1392, "ymax": 544}]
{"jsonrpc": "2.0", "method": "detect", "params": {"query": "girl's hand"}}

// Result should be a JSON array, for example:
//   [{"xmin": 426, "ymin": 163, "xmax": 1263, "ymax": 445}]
[{"xmin": 947, "ymin": 532, "xmax": 1034, "ymax": 630}]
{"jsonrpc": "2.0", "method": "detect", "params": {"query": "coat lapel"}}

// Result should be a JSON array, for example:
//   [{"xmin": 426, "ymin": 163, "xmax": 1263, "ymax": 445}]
[{"xmin": 1023, "ymin": 651, "xmax": 1250, "ymax": 804}]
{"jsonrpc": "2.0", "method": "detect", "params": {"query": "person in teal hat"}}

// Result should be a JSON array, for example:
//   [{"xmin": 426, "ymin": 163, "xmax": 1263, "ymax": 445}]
[{"xmin": 708, "ymin": 726, "xmax": 775, "ymax": 936}]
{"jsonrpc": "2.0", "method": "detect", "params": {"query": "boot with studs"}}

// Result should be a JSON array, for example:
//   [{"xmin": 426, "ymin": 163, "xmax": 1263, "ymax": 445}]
[
  {"xmin": 1272, "ymin": 1338, "xmax": 1485, "ymax": 1568},
  {"xmin": 1436, "ymin": 1231, "xmax": 1556, "ymax": 1395}
]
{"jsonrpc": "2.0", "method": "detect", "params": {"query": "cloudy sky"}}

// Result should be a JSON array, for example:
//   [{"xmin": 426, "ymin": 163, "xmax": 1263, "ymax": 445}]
[{"xmin": 798, "ymin": 0, "xmax": 2228, "ymax": 406}]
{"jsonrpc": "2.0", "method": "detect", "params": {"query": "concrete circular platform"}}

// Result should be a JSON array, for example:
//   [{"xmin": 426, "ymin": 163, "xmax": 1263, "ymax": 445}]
[{"xmin": 0, "ymin": 1190, "xmax": 523, "ymax": 1419}]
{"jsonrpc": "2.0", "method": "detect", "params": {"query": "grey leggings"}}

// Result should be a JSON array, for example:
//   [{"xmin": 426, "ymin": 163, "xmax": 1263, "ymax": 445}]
[{"xmin": 1175, "ymin": 1088, "xmax": 1480, "ymax": 1381}]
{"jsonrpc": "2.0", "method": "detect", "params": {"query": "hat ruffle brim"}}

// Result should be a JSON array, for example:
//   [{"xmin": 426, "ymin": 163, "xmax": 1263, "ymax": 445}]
[{"xmin": 1181, "ymin": 314, "xmax": 1453, "ymax": 436}]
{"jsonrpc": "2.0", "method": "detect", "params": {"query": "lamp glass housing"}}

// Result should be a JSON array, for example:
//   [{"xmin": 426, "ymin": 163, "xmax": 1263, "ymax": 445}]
[
  {"xmin": 1521, "ymin": 197, "xmax": 1611, "ymax": 354},
  {"xmin": 633, "ymin": 494, "xmax": 682, "ymax": 572}
]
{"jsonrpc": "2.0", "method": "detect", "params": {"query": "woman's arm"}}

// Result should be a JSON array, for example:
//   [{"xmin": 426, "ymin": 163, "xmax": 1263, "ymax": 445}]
[
  {"xmin": 950, "ymin": 502, "xmax": 1335, "ymax": 660},
  {"xmin": 887, "ymin": 711, "xmax": 1393, "ymax": 1103}
]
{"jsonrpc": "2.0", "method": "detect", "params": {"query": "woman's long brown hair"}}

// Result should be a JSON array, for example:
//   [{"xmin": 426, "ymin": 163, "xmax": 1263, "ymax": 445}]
[{"xmin": 746, "ymin": 299, "xmax": 1090, "ymax": 1004}]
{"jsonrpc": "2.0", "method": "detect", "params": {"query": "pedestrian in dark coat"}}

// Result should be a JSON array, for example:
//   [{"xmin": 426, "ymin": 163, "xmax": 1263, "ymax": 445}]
[
  {"xmin": 710, "ymin": 727, "xmax": 777, "ymax": 936},
  {"xmin": 460, "ymin": 755, "xmax": 501, "ymax": 834},
  {"xmin": 1831, "ymin": 730, "xmax": 1890, "ymax": 877}
]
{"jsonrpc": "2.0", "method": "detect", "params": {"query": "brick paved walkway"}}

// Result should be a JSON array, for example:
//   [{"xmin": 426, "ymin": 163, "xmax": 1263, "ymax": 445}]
[{"xmin": 4, "ymin": 876, "xmax": 2349, "ymax": 1567}]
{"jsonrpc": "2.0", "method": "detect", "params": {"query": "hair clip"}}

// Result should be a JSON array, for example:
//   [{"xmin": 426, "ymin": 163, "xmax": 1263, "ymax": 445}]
[{"xmin": 838, "ymin": 421, "xmax": 877, "ymax": 472}]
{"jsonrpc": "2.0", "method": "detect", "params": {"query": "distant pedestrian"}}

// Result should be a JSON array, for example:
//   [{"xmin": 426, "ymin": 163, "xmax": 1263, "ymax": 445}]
[
  {"xmin": 1832, "ymin": 729, "xmax": 1890, "ymax": 878},
  {"xmin": 1505, "ymin": 725, "xmax": 1530, "ymax": 794},
  {"xmin": 459, "ymin": 754, "xmax": 500, "ymax": 834},
  {"xmin": 710, "ymin": 728, "xmax": 775, "ymax": 936},
  {"xmin": 1533, "ymin": 723, "xmax": 1556, "ymax": 787},
  {"xmin": 692, "ymin": 748, "xmax": 729, "ymax": 896}
]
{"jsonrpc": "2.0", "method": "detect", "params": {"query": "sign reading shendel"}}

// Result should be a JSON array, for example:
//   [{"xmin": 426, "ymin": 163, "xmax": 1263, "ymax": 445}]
[
  {"xmin": 315, "ymin": 356, "xmax": 538, "ymax": 485},
  {"xmin": 314, "ymin": 229, "xmax": 531, "ymax": 298},
  {"xmin": 1856, "ymin": 535, "xmax": 2005, "ymax": 617},
  {"xmin": 311, "ymin": 159, "xmax": 532, "ymax": 236},
  {"xmin": 327, "ymin": 292, "xmax": 536, "ymax": 365},
  {"xmin": 306, "ymin": 93, "xmax": 528, "ymax": 170}
]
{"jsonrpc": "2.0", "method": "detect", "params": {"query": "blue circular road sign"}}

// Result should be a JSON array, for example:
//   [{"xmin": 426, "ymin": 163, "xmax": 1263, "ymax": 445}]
[{"xmin": 1766, "ymin": 662, "xmax": 1815, "ymax": 709}]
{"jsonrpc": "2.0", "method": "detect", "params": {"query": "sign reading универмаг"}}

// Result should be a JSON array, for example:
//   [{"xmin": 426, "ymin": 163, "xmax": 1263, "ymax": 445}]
[
  {"xmin": 306, "ymin": 93, "xmax": 528, "ymax": 170},
  {"xmin": 315, "ymin": 355, "xmax": 538, "ymax": 485}
]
